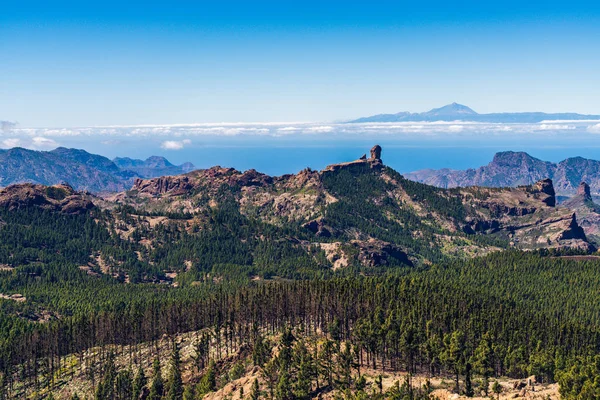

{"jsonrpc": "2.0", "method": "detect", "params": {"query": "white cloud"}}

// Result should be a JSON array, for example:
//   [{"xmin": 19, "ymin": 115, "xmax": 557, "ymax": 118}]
[
  {"xmin": 588, "ymin": 123, "xmax": 600, "ymax": 133},
  {"xmin": 1, "ymin": 138, "xmax": 21, "ymax": 148},
  {"xmin": 307, "ymin": 126, "xmax": 334, "ymax": 133},
  {"xmin": 447, "ymin": 125, "xmax": 464, "ymax": 132},
  {"xmin": 31, "ymin": 137, "xmax": 59, "ymax": 149},
  {"xmin": 538, "ymin": 124, "xmax": 575, "ymax": 130},
  {"xmin": 160, "ymin": 139, "xmax": 191, "ymax": 150}
]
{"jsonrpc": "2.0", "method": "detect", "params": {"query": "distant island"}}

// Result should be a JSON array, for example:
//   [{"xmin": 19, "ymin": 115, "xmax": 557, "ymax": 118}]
[{"xmin": 350, "ymin": 102, "xmax": 600, "ymax": 123}]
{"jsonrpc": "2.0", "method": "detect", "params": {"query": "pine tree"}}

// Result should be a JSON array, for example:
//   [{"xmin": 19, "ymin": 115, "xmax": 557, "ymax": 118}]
[
  {"xmin": 441, "ymin": 331, "xmax": 465, "ymax": 394},
  {"xmin": 197, "ymin": 360, "xmax": 216, "ymax": 396},
  {"xmin": 182, "ymin": 385, "xmax": 195, "ymax": 400},
  {"xmin": 132, "ymin": 365, "xmax": 147, "ymax": 400},
  {"xmin": 464, "ymin": 363, "xmax": 474, "ymax": 397},
  {"xmin": 167, "ymin": 342, "xmax": 183, "ymax": 400},
  {"xmin": 293, "ymin": 341, "xmax": 314, "ymax": 398},
  {"xmin": 115, "ymin": 369, "xmax": 133, "ymax": 400},
  {"xmin": 473, "ymin": 334, "xmax": 494, "ymax": 393},
  {"xmin": 148, "ymin": 357, "xmax": 164, "ymax": 400},
  {"xmin": 252, "ymin": 335, "xmax": 270, "ymax": 368},
  {"xmin": 95, "ymin": 352, "xmax": 117, "ymax": 400},
  {"xmin": 275, "ymin": 369, "xmax": 292, "ymax": 400},
  {"xmin": 250, "ymin": 379, "xmax": 261, "ymax": 400},
  {"xmin": 492, "ymin": 380, "xmax": 502, "ymax": 400}
]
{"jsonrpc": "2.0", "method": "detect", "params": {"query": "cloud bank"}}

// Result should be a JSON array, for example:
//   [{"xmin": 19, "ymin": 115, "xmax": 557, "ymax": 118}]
[{"xmin": 1, "ymin": 120, "xmax": 599, "ymax": 150}]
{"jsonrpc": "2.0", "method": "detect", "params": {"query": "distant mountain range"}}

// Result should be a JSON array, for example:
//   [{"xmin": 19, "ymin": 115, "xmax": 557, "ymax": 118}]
[
  {"xmin": 0, "ymin": 147, "xmax": 195, "ymax": 193},
  {"xmin": 405, "ymin": 151, "xmax": 600, "ymax": 196},
  {"xmin": 350, "ymin": 103, "xmax": 600, "ymax": 123}
]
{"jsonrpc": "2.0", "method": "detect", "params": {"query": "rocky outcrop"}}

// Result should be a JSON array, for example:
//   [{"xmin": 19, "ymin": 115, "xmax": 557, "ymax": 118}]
[
  {"xmin": 460, "ymin": 179, "xmax": 591, "ymax": 251},
  {"xmin": 370, "ymin": 145, "xmax": 382, "ymax": 160},
  {"xmin": 562, "ymin": 182, "xmax": 600, "ymax": 242},
  {"xmin": 132, "ymin": 175, "xmax": 194, "ymax": 196},
  {"xmin": 578, "ymin": 182, "xmax": 592, "ymax": 197},
  {"xmin": 529, "ymin": 178, "xmax": 556, "ymax": 207},
  {"xmin": 303, "ymin": 218, "xmax": 336, "ymax": 238},
  {"xmin": 351, "ymin": 239, "xmax": 413, "ymax": 267},
  {"xmin": 557, "ymin": 213, "xmax": 587, "ymax": 241},
  {"xmin": 0, "ymin": 183, "xmax": 94, "ymax": 214},
  {"xmin": 323, "ymin": 145, "xmax": 384, "ymax": 173},
  {"xmin": 232, "ymin": 169, "xmax": 273, "ymax": 187}
]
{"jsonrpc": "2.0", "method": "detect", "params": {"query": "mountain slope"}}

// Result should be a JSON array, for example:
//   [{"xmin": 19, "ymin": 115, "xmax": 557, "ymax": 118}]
[
  {"xmin": 350, "ymin": 103, "xmax": 600, "ymax": 123},
  {"xmin": 0, "ymin": 145, "xmax": 590, "ymax": 284},
  {"xmin": 111, "ymin": 145, "xmax": 592, "ymax": 269},
  {"xmin": 0, "ymin": 147, "xmax": 130, "ymax": 192},
  {"xmin": 405, "ymin": 151, "xmax": 600, "ymax": 196},
  {"xmin": 0, "ymin": 147, "xmax": 194, "ymax": 193}
]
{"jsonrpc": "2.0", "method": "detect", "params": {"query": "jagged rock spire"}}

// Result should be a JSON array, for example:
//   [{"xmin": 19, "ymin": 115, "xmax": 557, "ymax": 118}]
[
  {"xmin": 370, "ymin": 145, "xmax": 382, "ymax": 161},
  {"xmin": 578, "ymin": 182, "xmax": 591, "ymax": 198}
]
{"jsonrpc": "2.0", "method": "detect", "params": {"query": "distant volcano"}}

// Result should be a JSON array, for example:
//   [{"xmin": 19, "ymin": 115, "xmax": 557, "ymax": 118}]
[{"xmin": 350, "ymin": 103, "xmax": 600, "ymax": 123}]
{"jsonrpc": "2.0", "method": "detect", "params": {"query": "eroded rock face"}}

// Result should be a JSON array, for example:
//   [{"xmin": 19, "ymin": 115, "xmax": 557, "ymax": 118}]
[
  {"xmin": 132, "ymin": 176, "xmax": 193, "ymax": 196},
  {"xmin": 460, "ymin": 179, "xmax": 591, "ymax": 251},
  {"xmin": 0, "ymin": 183, "xmax": 94, "ymax": 214},
  {"xmin": 370, "ymin": 145, "xmax": 382, "ymax": 160},
  {"xmin": 558, "ymin": 213, "xmax": 587, "ymax": 241},
  {"xmin": 578, "ymin": 182, "xmax": 592, "ymax": 197},
  {"xmin": 530, "ymin": 178, "xmax": 556, "ymax": 207}
]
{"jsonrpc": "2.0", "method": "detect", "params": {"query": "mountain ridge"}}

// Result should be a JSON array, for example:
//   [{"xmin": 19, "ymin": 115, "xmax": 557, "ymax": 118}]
[
  {"xmin": 109, "ymin": 145, "xmax": 593, "ymax": 258},
  {"xmin": 0, "ymin": 147, "xmax": 195, "ymax": 193},
  {"xmin": 405, "ymin": 151, "xmax": 600, "ymax": 196},
  {"xmin": 350, "ymin": 103, "xmax": 600, "ymax": 123}
]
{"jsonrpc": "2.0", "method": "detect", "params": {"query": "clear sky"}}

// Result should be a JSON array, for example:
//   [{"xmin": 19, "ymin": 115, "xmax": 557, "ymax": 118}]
[{"xmin": 2, "ymin": 0, "xmax": 600, "ymax": 127}]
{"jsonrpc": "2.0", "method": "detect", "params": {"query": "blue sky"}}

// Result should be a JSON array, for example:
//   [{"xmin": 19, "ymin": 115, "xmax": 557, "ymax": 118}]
[{"xmin": 2, "ymin": 1, "xmax": 600, "ymax": 127}]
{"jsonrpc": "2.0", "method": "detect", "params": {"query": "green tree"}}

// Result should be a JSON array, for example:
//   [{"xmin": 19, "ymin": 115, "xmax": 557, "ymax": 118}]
[
  {"xmin": 441, "ymin": 331, "xmax": 465, "ymax": 393},
  {"xmin": 197, "ymin": 360, "xmax": 216, "ymax": 396},
  {"xmin": 167, "ymin": 342, "xmax": 183, "ymax": 400},
  {"xmin": 95, "ymin": 353, "xmax": 117, "ymax": 400},
  {"xmin": 115, "ymin": 369, "xmax": 133, "ymax": 400},
  {"xmin": 132, "ymin": 365, "xmax": 147, "ymax": 400},
  {"xmin": 183, "ymin": 385, "xmax": 195, "ymax": 400},
  {"xmin": 148, "ymin": 357, "xmax": 164, "ymax": 400},
  {"xmin": 252, "ymin": 335, "xmax": 271, "ymax": 368},
  {"xmin": 250, "ymin": 378, "xmax": 261, "ymax": 400},
  {"xmin": 293, "ymin": 341, "xmax": 314, "ymax": 398},
  {"xmin": 492, "ymin": 380, "xmax": 502, "ymax": 400},
  {"xmin": 472, "ymin": 335, "xmax": 494, "ymax": 395},
  {"xmin": 464, "ymin": 363, "xmax": 474, "ymax": 397}
]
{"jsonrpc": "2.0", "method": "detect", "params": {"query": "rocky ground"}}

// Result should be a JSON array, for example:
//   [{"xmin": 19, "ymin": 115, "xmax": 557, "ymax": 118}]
[{"xmin": 16, "ymin": 329, "xmax": 560, "ymax": 400}]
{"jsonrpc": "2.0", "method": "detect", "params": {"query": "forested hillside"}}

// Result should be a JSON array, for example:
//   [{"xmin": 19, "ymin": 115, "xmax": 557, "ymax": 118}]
[{"xmin": 0, "ymin": 147, "xmax": 599, "ymax": 399}]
